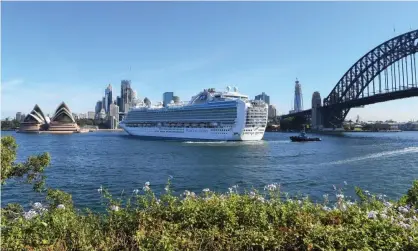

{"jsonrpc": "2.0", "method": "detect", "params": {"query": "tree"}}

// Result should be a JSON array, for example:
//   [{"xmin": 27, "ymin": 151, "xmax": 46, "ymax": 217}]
[{"xmin": 1, "ymin": 136, "xmax": 51, "ymax": 191}]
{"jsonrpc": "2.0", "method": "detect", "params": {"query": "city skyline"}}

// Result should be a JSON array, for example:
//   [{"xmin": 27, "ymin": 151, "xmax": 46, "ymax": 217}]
[{"xmin": 2, "ymin": 2, "xmax": 418, "ymax": 121}]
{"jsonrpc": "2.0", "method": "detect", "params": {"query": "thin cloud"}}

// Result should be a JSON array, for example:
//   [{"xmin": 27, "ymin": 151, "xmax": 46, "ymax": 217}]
[{"xmin": 1, "ymin": 79, "xmax": 24, "ymax": 92}]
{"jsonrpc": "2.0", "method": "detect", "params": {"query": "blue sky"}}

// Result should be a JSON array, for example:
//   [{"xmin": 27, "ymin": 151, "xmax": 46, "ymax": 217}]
[{"xmin": 2, "ymin": 2, "xmax": 417, "ymax": 121}]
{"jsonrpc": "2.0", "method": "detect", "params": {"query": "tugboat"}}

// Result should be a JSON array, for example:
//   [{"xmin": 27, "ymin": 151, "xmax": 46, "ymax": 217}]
[{"xmin": 290, "ymin": 130, "xmax": 321, "ymax": 142}]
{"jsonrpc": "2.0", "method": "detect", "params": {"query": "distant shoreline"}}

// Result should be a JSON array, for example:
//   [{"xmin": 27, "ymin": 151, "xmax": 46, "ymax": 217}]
[{"xmin": 1, "ymin": 129, "xmax": 124, "ymax": 133}]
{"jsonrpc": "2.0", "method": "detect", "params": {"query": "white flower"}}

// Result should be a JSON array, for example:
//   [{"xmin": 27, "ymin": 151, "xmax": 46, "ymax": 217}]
[
  {"xmin": 412, "ymin": 216, "xmax": 418, "ymax": 221},
  {"xmin": 332, "ymin": 185, "xmax": 337, "ymax": 191},
  {"xmin": 228, "ymin": 187, "xmax": 233, "ymax": 193},
  {"xmin": 23, "ymin": 210, "xmax": 38, "ymax": 220},
  {"xmin": 164, "ymin": 186, "xmax": 169, "ymax": 192},
  {"xmin": 322, "ymin": 206, "xmax": 331, "ymax": 212},
  {"xmin": 183, "ymin": 190, "xmax": 191, "ymax": 196},
  {"xmin": 168, "ymin": 175, "xmax": 173, "ymax": 179},
  {"xmin": 232, "ymin": 185, "xmax": 238, "ymax": 189},
  {"xmin": 38, "ymin": 207, "xmax": 48, "ymax": 214},
  {"xmin": 384, "ymin": 201, "xmax": 392, "ymax": 207},
  {"xmin": 364, "ymin": 190, "xmax": 370, "ymax": 194},
  {"xmin": 98, "ymin": 186, "xmax": 103, "ymax": 193},
  {"xmin": 399, "ymin": 222, "xmax": 411, "ymax": 229},
  {"xmin": 190, "ymin": 192, "xmax": 196, "ymax": 198},
  {"xmin": 336, "ymin": 194, "xmax": 344, "ymax": 199},
  {"xmin": 133, "ymin": 189, "xmax": 139, "ymax": 194},
  {"xmin": 249, "ymin": 191, "xmax": 256, "ymax": 198},
  {"xmin": 257, "ymin": 196, "xmax": 265, "ymax": 203},
  {"xmin": 368, "ymin": 211, "xmax": 377, "ymax": 219},
  {"xmin": 110, "ymin": 205, "xmax": 119, "ymax": 211},
  {"xmin": 297, "ymin": 200, "xmax": 302, "ymax": 205},
  {"xmin": 340, "ymin": 204, "xmax": 347, "ymax": 211},
  {"xmin": 145, "ymin": 181, "xmax": 150, "ymax": 186},
  {"xmin": 346, "ymin": 201, "xmax": 355, "ymax": 206},
  {"xmin": 264, "ymin": 183, "xmax": 278, "ymax": 191},
  {"xmin": 56, "ymin": 204, "xmax": 65, "ymax": 210},
  {"xmin": 380, "ymin": 213, "xmax": 388, "ymax": 219},
  {"xmin": 202, "ymin": 188, "xmax": 210, "ymax": 193},
  {"xmin": 143, "ymin": 185, "xmax": 150, "ymax": 191},
  {"xmin": 398, "ymin": 206, "xmax": 409, "ymax": 214},
  {"xmin": 32, "ymin": 202, "xmax": 43, "ymax": 210}
]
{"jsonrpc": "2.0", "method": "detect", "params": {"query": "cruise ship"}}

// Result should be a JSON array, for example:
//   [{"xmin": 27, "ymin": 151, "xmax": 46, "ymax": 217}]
[{"xmin": 119, "ymin": 87, "xmax": 268, "ymax": 141}]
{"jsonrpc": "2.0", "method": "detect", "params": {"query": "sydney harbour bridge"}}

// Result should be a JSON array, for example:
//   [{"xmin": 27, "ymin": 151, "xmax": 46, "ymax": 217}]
[{"xmin": 281, "ymin": 29, "xmax": 418, "ymax": 130}]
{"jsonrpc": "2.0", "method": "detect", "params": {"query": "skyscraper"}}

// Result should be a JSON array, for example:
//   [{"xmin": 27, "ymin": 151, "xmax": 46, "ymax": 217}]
[
  {"xmin": 102, "ymin": 97, "xmax": 106, "ymax": 110},
  {"xmin": 311, "ymin": 91, "xmax": 322, "ymax": 130},
  {"xmin": 95, "ymin": 100, "xmax": 103, "ymax": 115},
  {"xmin": 16, "ymin": 112, "xmax": 22, "ymax": 121},
  {"xmin": 163, "ymin": 92, "xmax": 174, "ymax": 107},
  {"xmin": 268, "ymin": 105, "xmax": 277, "ymax": 119},
  {"xmin": 255, "ymin": 92, "xmax": 270, "ymax": 105},
  {"xmin": 120, "ymin": 80, "xmax": 133, "ymax": 113},
  {"xmin": 109, "ymin": 103, "xmax": 119, "ymax": 119},
  {"xmin": 104, "ymin": 84, "xmax": 113, "ymax": 114},
  {"xmin": 294, "ymin": 79, "xmax": 303, "ymax": 112},
  {"xmin": 116, "ymin": 96, "xmax": 122, "ymax": 109}
]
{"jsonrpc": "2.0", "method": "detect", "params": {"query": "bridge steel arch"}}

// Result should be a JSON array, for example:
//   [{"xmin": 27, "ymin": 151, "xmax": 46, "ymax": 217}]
[{"xmin": 322, "ymin": 29, "xmax": 418, "ymax": 127}]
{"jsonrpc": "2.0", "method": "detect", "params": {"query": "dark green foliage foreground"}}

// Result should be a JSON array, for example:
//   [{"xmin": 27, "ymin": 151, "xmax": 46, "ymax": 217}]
[{"xmin": 1, "ymin": 136, "xmax": 418, "ymax": 250}]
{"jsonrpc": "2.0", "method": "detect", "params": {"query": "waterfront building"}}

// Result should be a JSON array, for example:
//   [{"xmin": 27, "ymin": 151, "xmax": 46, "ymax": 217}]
[
  {"xmin": 268, "ymin": 104, "xmax": 277, "ymax": 119},
  {"xmin": 20, "ymin": 113, "xmax": 26, "ymax": 122},
  {"xmin": 78, "ymin": 113, "xmax": 87, "ymax": 119},
  {"xmin": 109, "ymin": 116, "xmax": 118, "ymax": 129},
  {"xmin": 72, "ymin": 113, "xmax": 79, "ymax": 120},
  {"xmin": 87, "ymin": 111, "xmax": 95, "ymax": 119},
  {"xmin": 48, "ymin": 102, "xmax": 80, "ymax": 132},
  {"xmin": 255, "ymin": 92, "xmax": 270, "ymax": 105},
  {"xmin": 163, "ymin": 92, "xmax": 174, "ymax": 107},
  {"xmin": 104, "ymin": 84, "xmax": 113, "ymax": 114},
  {"xmin": 16, "ymin": 112, "xmax": 22, "ymax": 121},
  {"xmin": 19, "ymin": 105, "xmax": 49, "ymax": 132},
  {"xmin": 294, "ymin": 79, "xmax": 303, "ymax": 112}
]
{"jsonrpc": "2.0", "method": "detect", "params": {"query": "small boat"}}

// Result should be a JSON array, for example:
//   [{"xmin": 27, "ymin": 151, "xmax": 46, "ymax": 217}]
[{"xmin": 290, "ymin": 131, "xmax": 321, "ymax": 142}]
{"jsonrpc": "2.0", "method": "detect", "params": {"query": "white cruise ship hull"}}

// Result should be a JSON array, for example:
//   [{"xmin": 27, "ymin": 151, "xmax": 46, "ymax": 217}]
[
  {"xmin": 120, "ymin": 89, "xmax": 268, "ymax": 141},
  {"xmin": 120, "ymin": 125, "xmax": 265, "ymax": 141}
]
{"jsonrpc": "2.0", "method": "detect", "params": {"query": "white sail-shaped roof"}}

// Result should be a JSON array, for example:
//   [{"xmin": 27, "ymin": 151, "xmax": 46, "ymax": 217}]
[{"xmin": 51, "ymin": 102, "xmax": 76, "ymax": 123}]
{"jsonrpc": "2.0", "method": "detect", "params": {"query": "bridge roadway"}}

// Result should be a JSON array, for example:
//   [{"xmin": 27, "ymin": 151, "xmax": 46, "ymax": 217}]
[{"xmin": 280, "ymin": 87, "xmax": 418, "ymax": 120}]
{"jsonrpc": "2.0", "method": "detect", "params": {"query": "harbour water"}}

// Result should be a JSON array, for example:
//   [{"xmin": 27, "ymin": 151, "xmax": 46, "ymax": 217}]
[{"xmin": 1, "ymin": 131, "xmax": 418, "ymax": 209}]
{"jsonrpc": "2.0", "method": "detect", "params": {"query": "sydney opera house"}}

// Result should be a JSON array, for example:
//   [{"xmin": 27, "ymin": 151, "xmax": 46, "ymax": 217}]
[{"xmin": 19, "ymin": 102, "xmax": 80, "ymax": 133}]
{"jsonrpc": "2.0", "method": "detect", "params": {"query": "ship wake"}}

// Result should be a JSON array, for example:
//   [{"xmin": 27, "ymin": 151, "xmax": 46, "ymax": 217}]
[{"xmin": 326, "ymin": 146, "xmax": 418, "ymax": 165}]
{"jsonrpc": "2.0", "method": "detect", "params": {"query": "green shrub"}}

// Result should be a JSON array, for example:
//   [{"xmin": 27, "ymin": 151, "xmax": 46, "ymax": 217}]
[
  {"xmin": 1, "ymin": 182, "xmax": 418, "ymax": 251},
  {"xmin": 1, "ymin": 136, "xmax": 417, "ymax": 250}
]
